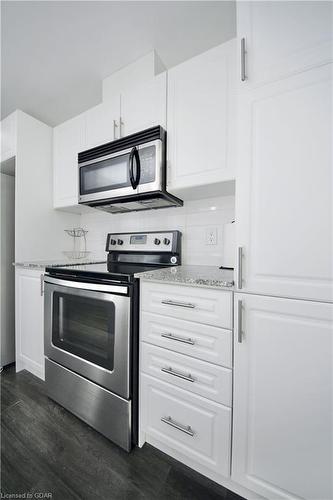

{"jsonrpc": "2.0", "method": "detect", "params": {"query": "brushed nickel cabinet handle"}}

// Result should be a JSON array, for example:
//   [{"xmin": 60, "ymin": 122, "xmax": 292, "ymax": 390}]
[
  {"xmin": 241, "ymin": 37, "xmax": 247, "ymax": 81},
  {"xmin": 161, "ymin": 416, "xmax": 195, "ymax": 437},
  {"xmin": 161, "ymin": 299, "xmax": 196, "ymax": 309},
  {"xmin": 161, "ymin": 366, "xmax": 195, "ymax": 383},
  {"xmin": 237, "ymin": 299, "xmax": 243, "ymax": 343},
  {"xmin": 113, "ymin": 119, "xmax": 118, "ymax": 139},
  {"xmin": 40, "ymin": 274, "xmax": 44, "ymax": 296},
  {"xmin": 119, "ymin": 116, "xmax": 124, "ymax": 138},
  {"xmin": 161, "ymin": 332, "xmax": 195, "ymax": 345},
  {"xmin": 237, "ymin": 246, "xmax": 243, "ymax": 289}
]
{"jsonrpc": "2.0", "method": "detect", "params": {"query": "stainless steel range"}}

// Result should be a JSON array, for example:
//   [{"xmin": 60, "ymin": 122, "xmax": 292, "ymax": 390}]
[{"xmin": 44, "ymin": 230, "xmax": 181, "ymax": 451}]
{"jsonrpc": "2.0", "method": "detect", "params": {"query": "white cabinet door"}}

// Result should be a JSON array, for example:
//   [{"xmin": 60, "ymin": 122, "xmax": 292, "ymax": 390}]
[
  {"xmin": 85, "ymin": 96, "xmax": 121, "ymax": 149},
  {"xmin": 120, "ymin": 72, "xmax": 167, "ymax": 137},
  {"xmin": 15, "ymin": 269, "xmax": 45, "ymax": 380},
  {"xmin": 53, "ymin": 114, "xmax": 86, "ymax": 209},
  {"xmin": 167, "ymin": 40, "xmax": 236, "ymax": 194},
  {"xmin": 235, "ymin": 63, "xmax": 333, "ymax": 302},
  {"xmin": 0, "ymin": 112, "xmax": 17, "ymax": 162},
  {"xmin": 237, "ymin": 1, "xmax": 333, "ymax": 88},
  {"xmin": 232, "ymin": 293, "xmax": 333, "ymax": 500}
]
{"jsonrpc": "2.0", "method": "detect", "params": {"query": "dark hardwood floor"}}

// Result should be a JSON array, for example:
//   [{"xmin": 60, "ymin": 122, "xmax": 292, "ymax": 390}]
[{"xmin": 1, "ymin": 365, "xmax": 244, "ymax": 500}]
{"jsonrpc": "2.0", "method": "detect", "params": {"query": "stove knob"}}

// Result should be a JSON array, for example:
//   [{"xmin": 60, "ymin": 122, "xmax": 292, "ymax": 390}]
[
  {"xmin": 117, "ymin": 239, "xmax": 124, "ymax": 245},
  {"xmin": 154, "ymin": 238, "xmax": 161, "ymax": 245},
  {"xmin": 110, "ymin": 239, "xmax": 117, "ymax": 246},
  {"xmin": 163, "ymin": 238, "xmax": 170, "ymax": 245}
]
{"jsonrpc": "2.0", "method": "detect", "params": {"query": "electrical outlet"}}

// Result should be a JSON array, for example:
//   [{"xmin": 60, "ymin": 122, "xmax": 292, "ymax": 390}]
[{"xmin": 206, "ymin": 227, "xmax": 217, "ymax": 245}]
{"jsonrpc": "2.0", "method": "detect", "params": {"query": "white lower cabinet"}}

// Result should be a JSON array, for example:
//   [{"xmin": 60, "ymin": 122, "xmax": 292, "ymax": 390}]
[
  {"xmin": 141, "ymin": 374, "xmax": 231, "ymax": 478},
  {"xmin": 15, "ymin": 268, "xmax": 45, "ymax": 380},
  {"xmin": 139, "ymin": 281, "xmax": 234, "ymax": 487},
  {"xmin": 232, "ymin": 293, "xmax": 333, "ymax": 500}
]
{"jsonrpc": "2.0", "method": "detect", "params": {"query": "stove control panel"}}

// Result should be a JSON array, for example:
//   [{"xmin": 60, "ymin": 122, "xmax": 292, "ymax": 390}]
[{"xmin": 106, "ymin": 231, "xmax": 180, "ymax": 253}]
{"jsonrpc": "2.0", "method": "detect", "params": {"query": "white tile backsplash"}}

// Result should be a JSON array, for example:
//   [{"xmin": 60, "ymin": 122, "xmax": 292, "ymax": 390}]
[{"xmin": 80, "ymin": 196, "xmax": 235, "ymax": 266}]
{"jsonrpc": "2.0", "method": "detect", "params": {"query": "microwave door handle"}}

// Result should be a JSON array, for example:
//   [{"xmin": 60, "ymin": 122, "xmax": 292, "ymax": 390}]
[{"xmin": 129, "ymin": 147, "xmax": 141, "ymax": 190}]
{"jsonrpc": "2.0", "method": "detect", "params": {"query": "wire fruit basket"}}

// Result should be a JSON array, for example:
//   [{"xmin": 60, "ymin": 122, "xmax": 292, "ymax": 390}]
[{"xmin": 63, "ymin": 227, "xmax": 91, "ymax": 260}]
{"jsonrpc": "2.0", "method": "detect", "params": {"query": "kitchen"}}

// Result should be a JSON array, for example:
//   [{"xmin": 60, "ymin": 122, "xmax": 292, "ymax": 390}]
[{"xmin": 0, "ymin": 1, "xmax": 332, "ymax": 499}]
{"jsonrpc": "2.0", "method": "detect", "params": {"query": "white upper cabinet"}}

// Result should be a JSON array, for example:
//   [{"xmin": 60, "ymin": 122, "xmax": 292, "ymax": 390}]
[
  {"xmin": 1, "ymin": 112, "xmax": 17, "ymax": 162},
  {"xmin": 237, "ymin": 1, "xmax": 333, "ymax": 88},
  {"xmin": 120, "ymin": 72, "xmax": 167, "ymax": 137},
  {"xmin": 235, "ymin": 63, "xmax": 333, "ymax": 302},
  {"xmin": 85, "ymin": 96, "xmax": 120, "ymax": 150},
  {"xmin": 53, "ymin": 114, "xmax": 86, "ymax": 209},
  {"xmin": 167, "ymin": 40, "xmax": 237, "ymax": 196},
  {"xmin": 232, "ymin": 293, "xmax": 333, "ymax": 500}
]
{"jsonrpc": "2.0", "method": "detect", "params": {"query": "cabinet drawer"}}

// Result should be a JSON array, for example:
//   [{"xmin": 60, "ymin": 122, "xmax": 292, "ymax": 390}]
[
  {"xmin": 141, "ymin": 282, "xmax": 232, "ymax": 329},
  {"xmin": 141, "ymin": 343, "xmax": 232, "ymax": 406},
  {"xmin": 141, "ymin": 312, "xmax": 232, "ymax": 368},
  {"xmin": 141, "ymin": 374, "xmax": 231, "ymax": 477}
]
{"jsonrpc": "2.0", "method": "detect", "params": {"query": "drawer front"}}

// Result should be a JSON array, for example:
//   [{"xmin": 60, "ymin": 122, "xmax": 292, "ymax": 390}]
[
  {"xmin": 141, "ymin": 282, "xmax": 232, "ymax": 329},
  {"xmin": 141, "ymin": 312, "xmax": 232, "ymax": 368},
  {"xmin": 141, "ymin": 343, "xmax": 232, "ymax": 406},
  {"xmin": 141, "ymin": 374, "xmax": 231, "ymax": 477}
]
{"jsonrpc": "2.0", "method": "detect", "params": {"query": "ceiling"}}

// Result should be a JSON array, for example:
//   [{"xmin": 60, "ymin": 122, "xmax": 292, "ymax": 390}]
[{"xmin": 1, "ymin": 1, "xmax": 236, "ymax": 126}]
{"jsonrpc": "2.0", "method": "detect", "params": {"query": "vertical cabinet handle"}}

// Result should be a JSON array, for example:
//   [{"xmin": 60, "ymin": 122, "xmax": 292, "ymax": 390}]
[
  {"xmin": 40, "ymin": 274, "xmax": 44, "ymax": 296},
  {"xmin": 119, "ymin": 116, "xmax": 124, "ymax": 138},
  {"xmin": 237, "ymin": 299, "xmax": 243, "ymax": 343},
  {"xmin": 113, "ymin": 120, "xmax": 118, "ymax": 140},
  {"xmin": 237, "ymin": 246, "xmax": 243, "ymax": 289},
  {"xmin": 241, "ymin": 38, "xmax": 246, "ymax": 82}
]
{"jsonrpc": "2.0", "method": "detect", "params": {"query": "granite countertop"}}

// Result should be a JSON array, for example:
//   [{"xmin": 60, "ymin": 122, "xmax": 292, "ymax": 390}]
[
  {"xmin": 135, "ymin": 265, "xmax": 234, "ymax": 290},
  {"xmin": 14, "ymin": 258, "xmax": 106, "ymax": 270}
]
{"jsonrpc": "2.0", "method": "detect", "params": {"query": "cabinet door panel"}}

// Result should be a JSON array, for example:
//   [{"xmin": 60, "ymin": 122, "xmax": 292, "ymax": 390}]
[
  {"xmin": 167, "ymin": 41, "xmax": 236, "ymax": 191},
  {"xmin": 121, "ymin": 73, "xmax": 166, "ymax": 137},
  {"xmin": 53, "ymin": 115, "xmax": 85, "ymax": 208},
  {"xmin": 85, "ymin": 98, "xmax": 120, "ymax": 149},
  {"xmin": 236, "ymin": 64, "xmax": 333, "ymax": 301},
  {"xmin": 16, "ymin": 270, "xmax": 44, "ymax": 380},
  {"xmin": 232, "ymin": 293, "xmax": 333, "ymax": 500},
  {"xmin": 237, "ymin": 1, "xmax": 332, "ymax": 87},
  {"xmin": 141, "ymin": 374, "xmax": 231, "ymax": 477}
]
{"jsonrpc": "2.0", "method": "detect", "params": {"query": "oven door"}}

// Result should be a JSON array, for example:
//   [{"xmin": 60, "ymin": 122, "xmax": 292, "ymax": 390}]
[
  {"xmin": 44, "ymin": 276, "xmax": 131, "ymax": 399},
  {"xmin": 78, "ymin": 139, "xmax": 163, "ymax": 204}
]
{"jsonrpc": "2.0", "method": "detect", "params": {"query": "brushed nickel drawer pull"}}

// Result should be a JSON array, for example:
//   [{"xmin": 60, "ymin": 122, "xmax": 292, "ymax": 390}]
[
  {"xmin": 161, "ymin": 366, "xmax": 195, "ymax": 383},
  {"xmin": 161, "ymin": 416, "xmax": 195, "ymax": 436},
  {"xmin": 161, "ymin": 299, "xmax": 196, "ymax": 309},
  {"xmin": 161, "ymin": 332, "xmax": 195, "ymax": 345}
]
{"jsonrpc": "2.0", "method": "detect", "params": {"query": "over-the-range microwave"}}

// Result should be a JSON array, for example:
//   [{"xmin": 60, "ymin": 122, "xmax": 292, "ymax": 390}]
[{"xmin": 78, "ymin": 126, "xmax": 183, "ymax": 214}]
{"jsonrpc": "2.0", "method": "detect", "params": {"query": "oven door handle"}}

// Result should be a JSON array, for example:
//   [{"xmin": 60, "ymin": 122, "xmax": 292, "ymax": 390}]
[
  {"xmin": 44, "ymin": 276, "xmax": 128, "ymax": 295},
  {"xmin": 129, "ymin": 146, "xmax": 141, "ymax": 190}
]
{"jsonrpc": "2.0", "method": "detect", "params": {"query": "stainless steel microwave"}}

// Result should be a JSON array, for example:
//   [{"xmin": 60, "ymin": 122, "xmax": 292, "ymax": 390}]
[{"xmin": 78, "ymin": 126, "xmax": 183, "ymax": 214}]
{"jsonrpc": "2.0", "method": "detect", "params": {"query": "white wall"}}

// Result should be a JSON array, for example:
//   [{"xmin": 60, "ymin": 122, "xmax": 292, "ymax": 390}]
[
  {"xmin": 0, "ymin": 172, "xmax": 15, "ymax": 366},
  {"xmin": 15, "ymin": 111, "xmax": 80, "ymax": 261},
  {"xmin": 80, "ymin": 196, "xmax": 235, "ymax": 266}
]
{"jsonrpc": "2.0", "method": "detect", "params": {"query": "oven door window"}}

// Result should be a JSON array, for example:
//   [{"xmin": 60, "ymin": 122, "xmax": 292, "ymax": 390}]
[{"xmin": 52, "ymin": 292, "xmax": 115, "ymax": 370}]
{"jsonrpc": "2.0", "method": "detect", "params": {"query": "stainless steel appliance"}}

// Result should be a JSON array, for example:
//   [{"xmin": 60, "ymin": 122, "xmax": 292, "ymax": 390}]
[
  {"xmin": 44, "ymin": 231, "xmax": 181, "ymax": 451},
  {"xmin": 78, "ymin": 126, "xmax": 183, "ymax": 213}
]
